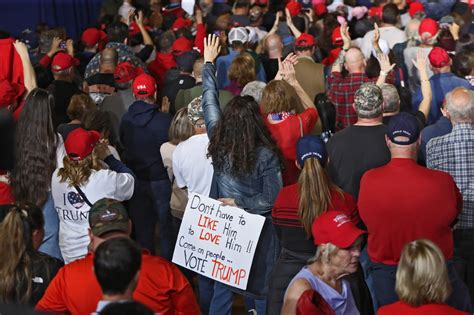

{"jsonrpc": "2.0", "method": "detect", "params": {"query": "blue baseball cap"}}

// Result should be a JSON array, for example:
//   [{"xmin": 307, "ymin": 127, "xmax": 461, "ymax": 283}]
[
  {"xmin": 387, "ymin": 112, "xmax": 420, "ymax": 145},
  {"xmin": 296, "ymin": 135, "xmax": 327, "ymax": 166}
]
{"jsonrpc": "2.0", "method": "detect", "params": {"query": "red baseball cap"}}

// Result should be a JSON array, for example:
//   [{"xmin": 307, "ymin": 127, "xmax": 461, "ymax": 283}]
[
  {"xmin": 428, "ymin": 47, "xmax": 450, "ymax": 68},
  {"xmin": 0, "ymin": 79, "xmax": 25, "ymax": 107},
  {"xmin": 172, "ymin": 17, "xmax": 193, "ymax": 32},
  {"xmin": 313, "ymin": 4, "xmax": 327, "ymax": 17},
  {"xmin": 368, "ymin": 6, "xmax": 383, "ymax": 18},
  {"xmin": 408, "ymin": 2, "xmax": 424, "ymax": 18},
  {"xmin": 331, "ymin": 27, "xmax": 343, "ymax": 46},
  {"xmin": 129, "ymin": 22, "xmax": 152, "ymax": 37},
  {"xmin": 133, "ymin": 73, "xmax": 157, "ymax": 98},
  {"xmin": 114, "ymin": 61, "xmax": 144, "ymax": 84},
  {"xmin": 51, "ymin": 52, "xmax": 79, "ymax": 72},
  {"xmin": 65, "ymin": 128, "xmax": 101, "ymax": 161},
  {"xmin": 295, "ymin": 33, "xmax": 315, "ymax": 47},
  {"xmin": 312, "ymin": 211, "xmax": 365, "ymax": 248},
  {"xmin": 286, "ymin": 1, "xmax": 302, "ymax": 17},
  {"xmin": 81, "ymin": 28, "xmax": 107, "ymax": 47},
  {"xmin": 172, "ymin": 37, "xmax": 193, "ymax": 56},
  {"xmin": 419, "ymin": 18, "xmax": 439, "ymax": 40}
]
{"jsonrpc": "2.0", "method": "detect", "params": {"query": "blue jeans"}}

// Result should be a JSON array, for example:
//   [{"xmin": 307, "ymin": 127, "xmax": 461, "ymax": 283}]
[
  {"xmin": 39, "ymin": 192, "xmax": 63, "ymax": 261},
  {"xmin": 128, "ymin": 179, "xmax": 174, "ymax": 260},
  {"xmin": 199, "ymin": 276, "xmax": 215, "ymax": 315},
  {"xmin": 209, "ymin": 281, "xmax": 266, "ymax": 315}
]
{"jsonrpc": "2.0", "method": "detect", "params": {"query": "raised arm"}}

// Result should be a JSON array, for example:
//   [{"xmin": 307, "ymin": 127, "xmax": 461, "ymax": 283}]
[
  {"xmin": 376, "ymin": 54, "xmax": 395, "ymax": 86},
  {"xmin": 286, "ymin": 8, "xmax": 301, "ymax": 39},
  {"xmin": 279, "ymin": 54, "xmax": 314, "ymax": 110},
  {"xmin": 13, "ymin": 40, "xmax": 37, "ymax": 93},
  {"xmin": 412, "ymin": 50, "xmax": 431, "ymax": 121},
  {"xmin": 202, "ymin": 35, "xmax": 222, "ymax": 137},
  {"xmin": 135, "ymin": 11, "xmax": 153, "ymax": 46},
  {"xmin": 331, "ymin": 22, "xmax": 351, "ymax": 73}
]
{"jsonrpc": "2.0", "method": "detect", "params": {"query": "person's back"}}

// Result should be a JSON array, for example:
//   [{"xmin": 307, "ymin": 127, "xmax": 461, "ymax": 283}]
[
  {"xmin": 36, "ymin": 198, "xmax": 199, "ymax": 314},
  {"xmin": 172, "ymin": 96, "xmax": 213, "ymax": 196},
  {"xmin": 359, "ymin": 158, "xmax": 460, "ymax": 264},
  {"xmin": 327, "ymin": 124, "xmax": 390, "ymax": 198},
  {"xmin": 36, "ymin": 245, "xmax": 197, "ymax": 313}
]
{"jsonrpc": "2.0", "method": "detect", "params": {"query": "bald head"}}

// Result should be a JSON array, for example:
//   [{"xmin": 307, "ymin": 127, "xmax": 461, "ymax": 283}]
[
  {"xmin": 446, "ymin": 87, "xmax": 474, "ymax": 124},
  {"xmin": 265, "ymin": 34, "xmax": 283, "ymax": 58},
  {"xmin": 99, "ymin": 48, "xmax": 118, "ymax": 73},
  {"xmin": 344, "ymin": 48, "xmax": 366, "ymax": 74}
]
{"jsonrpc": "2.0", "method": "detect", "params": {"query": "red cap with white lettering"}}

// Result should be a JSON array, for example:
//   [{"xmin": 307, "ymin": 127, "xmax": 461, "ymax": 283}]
[
  {"xmin": 133, "ymin": 73, "xmax": 157, "ymax": 99},
  {"xmin": 312, "ymin": 211, "xmax": 365, "ymax": 248}
]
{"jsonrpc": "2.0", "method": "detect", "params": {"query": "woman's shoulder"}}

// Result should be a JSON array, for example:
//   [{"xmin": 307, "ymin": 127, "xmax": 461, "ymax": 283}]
[{"xmin": 378, "ymin": 301, "xmax": 468, "ymax": 315}]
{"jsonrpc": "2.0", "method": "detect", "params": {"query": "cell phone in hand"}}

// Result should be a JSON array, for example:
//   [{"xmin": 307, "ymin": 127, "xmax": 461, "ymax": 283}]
[{"xmin": 60, "ymin": 41, "xmax": 67, "ymax": 49}]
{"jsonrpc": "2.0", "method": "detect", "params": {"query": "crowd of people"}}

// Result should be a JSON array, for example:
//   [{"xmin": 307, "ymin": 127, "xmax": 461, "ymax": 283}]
[{"xmin": 0, "ymin": 0, "xmax": 473, "ymax": 314}]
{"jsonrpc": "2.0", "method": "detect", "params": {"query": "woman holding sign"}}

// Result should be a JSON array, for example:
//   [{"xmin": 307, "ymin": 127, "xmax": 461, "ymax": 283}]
[
  {"xmin": 202, "ymin": 34, "xmax": 283, "ymax": 315},
  {"xmin": 269, "ymin": 135, "xmax": 359, "ymax": 315}
]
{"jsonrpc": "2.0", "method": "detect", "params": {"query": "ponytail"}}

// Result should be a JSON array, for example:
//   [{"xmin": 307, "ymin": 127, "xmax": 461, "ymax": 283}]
[
  {"xmin": 298, "ymin": 158, "xmax": 343, "ymax": 237},
  {"xmin": 0, "ymin": 204, "xmax": 41, "ymax": 304}
]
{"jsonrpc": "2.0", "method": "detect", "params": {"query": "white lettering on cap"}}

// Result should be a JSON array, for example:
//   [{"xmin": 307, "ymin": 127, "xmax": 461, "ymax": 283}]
[{"xmin": 333, "ymin": 214, "xmax": 350, "ymax": 227}]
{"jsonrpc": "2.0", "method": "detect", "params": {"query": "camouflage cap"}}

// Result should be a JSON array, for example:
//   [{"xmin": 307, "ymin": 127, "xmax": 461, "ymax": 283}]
[
  {"xmin": 354, "ymin": 83, "xmax": 383, "ymax": 117},
  {"xmin": 89, "ymin": 198, "xmax": 129, "ymax": 237},
  {"xmin": 187, "ymin": 96, "xmax": 204, "ymax": 127}
]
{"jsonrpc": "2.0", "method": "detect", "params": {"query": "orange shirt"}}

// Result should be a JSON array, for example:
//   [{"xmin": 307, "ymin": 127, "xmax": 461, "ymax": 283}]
[{"xmin": 36, "ymin": 252, "xmax": 199, "ymax": 315}]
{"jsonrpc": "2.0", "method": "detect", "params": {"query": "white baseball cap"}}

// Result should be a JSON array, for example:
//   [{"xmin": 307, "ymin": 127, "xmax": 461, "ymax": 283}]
[{"xmin": 228, "ymin": 27, "xmax": 249, "ymax": 44}]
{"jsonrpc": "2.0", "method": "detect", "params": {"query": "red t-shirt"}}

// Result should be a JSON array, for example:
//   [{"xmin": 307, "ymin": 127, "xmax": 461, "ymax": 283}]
[
  {"xmin": 265, "ymin": 108, "xmax": 319, "ymax": 185},
  {"xmin": 378, "ymin": 301, "xmax": 468, "ymax": 315},
  {"xmin": 358, "ymin": 158, "xmax": 462, "ymax": 265},
  {"xmin": 36, "ymin": 252, "xmax": 200, "ymax": 315}
]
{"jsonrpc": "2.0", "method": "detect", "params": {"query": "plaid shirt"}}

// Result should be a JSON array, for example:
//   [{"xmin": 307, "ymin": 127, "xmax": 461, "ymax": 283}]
[
  {"xmin": 427, "ymin": 123, "xmax": 474, "ymax": 229},
  {"xmin": 327, "ymin": 72, "xmax": 377, "ymax": 130}
]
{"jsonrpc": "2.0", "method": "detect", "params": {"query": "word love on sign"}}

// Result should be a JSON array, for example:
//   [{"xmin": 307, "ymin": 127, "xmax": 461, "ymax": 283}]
[{"xmin": 172, "ymin": 193, "xmax": 265, "ymax": 290}]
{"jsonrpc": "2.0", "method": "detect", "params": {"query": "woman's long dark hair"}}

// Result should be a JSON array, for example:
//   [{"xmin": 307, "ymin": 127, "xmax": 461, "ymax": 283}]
[
  {"xmin": 207, "ymin": 96, "xmax": 281, "ymax": 177},
  {"xmin": 12, "ymin": 89, "xmax": 58, "ymax": 208}
]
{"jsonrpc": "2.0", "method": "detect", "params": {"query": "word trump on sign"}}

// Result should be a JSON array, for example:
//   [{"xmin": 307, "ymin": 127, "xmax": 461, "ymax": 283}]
[{"xmin": 172, "ymin": 193, "xmax": 265, "ymax": 290}]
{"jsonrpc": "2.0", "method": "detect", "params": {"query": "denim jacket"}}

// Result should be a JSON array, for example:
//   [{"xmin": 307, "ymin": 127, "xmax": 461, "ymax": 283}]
[
  {"xmin": 202, "ymin": 63, "xmax": 282, "ymax": 298},
  {"xmin": 202, "ymin": 63, "xmax": 283, "ymax": 216}
]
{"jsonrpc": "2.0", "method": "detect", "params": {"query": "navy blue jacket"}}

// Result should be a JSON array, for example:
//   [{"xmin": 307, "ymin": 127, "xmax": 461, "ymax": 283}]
[{"xmin": 120, "ymin": 100, "xmax": 171, "ymax": 181}]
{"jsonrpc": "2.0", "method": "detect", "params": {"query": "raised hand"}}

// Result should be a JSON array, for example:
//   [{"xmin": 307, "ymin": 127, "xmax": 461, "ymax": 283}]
[
  {"xmin": 412, "ymin": 49, "xmax": 427, "ymax": 72},
  {"xmin": 204, "ymin": 34, "xmax": 221, "ymax": 64},
  {"xmin": 134, "ymin": 10, "xmax": 144, "ymax": 25},
  {"xmin": 66, "ymin": 39, "xmax": 74, "ymax": 56},
  {"xmin": 378, "ymin": 53, "xmax": 396, "ymax": 73},
  {"xmin": 372, "ymin": 23, "xmax": 380, "ymax": 45},
  {"xmin": 340, "ymin": 22, "xmax": 351, "ymax": 50},
  {"xmin": 13, "ymin": 40, "xmax": 29, "ymax": 59}
]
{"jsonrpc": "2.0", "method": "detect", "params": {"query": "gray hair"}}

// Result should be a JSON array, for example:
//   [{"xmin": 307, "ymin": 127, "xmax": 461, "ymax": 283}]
[
  {"xmin": 406, "ymin": 19, "xmax": 421, "ymax": 48},
  {"xmin": 241, "ymin": 81, "xmax": 267, "ymax": 103},
  {"xmin": 354, "ymin": 83, "xmax": 383, "ymax": 119},
  {"xmin": 446, "ymin": 87, "xmax": 474, "ymax": 123},
  {"xmin": 381, "ymin": 84, "xmax": 400, "ymax": 113}
]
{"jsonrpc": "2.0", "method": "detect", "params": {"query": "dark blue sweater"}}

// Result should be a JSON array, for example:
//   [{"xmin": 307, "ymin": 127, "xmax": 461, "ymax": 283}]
[{"xmin": 120, "ymin": 100, "xmax": 171, "ymax": 181}]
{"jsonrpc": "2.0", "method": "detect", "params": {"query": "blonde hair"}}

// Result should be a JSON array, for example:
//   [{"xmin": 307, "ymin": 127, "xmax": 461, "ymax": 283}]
[
  {"xmin": 228, "ymin": 53, "xmax": 256, "ymax": 87},
  {"xmin": 168, "ymin": 107, "xmax": 194, "ymax": 145},
  {"xmin": 298, "ymin": 158, "xmax": 344, "ymax": 237},
  {"xmin": 260, "ymin": 80, "xmax": 302, "ymax": 114},
  {"xmin": 396, "ymin": 239, "xmax": 451, "ymax": 306},
  {"xmin": 308, "ymin": 243, "xmax": 339, "ymax": 264},
  {"xmin": 57, "ymin": 153, "xmax": 103, "ymax": 187}
]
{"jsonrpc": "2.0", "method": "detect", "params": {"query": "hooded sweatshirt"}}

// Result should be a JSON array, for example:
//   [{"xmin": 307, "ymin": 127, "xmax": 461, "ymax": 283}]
[{"xmin": 120, "ymin": 100, "xmax": 172, "ymax": 181}]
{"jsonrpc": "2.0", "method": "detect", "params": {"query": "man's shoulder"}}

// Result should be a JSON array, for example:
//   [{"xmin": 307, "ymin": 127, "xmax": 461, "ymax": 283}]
[{"xmin": 426, "ymin": 132, "xmax": 451, "ymax": 153}]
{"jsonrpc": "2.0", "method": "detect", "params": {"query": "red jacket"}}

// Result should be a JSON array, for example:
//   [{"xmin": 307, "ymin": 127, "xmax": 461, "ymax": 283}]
[{"xmin": 36, "ymin": 252, "xmax": 200, "ymax": 315}]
